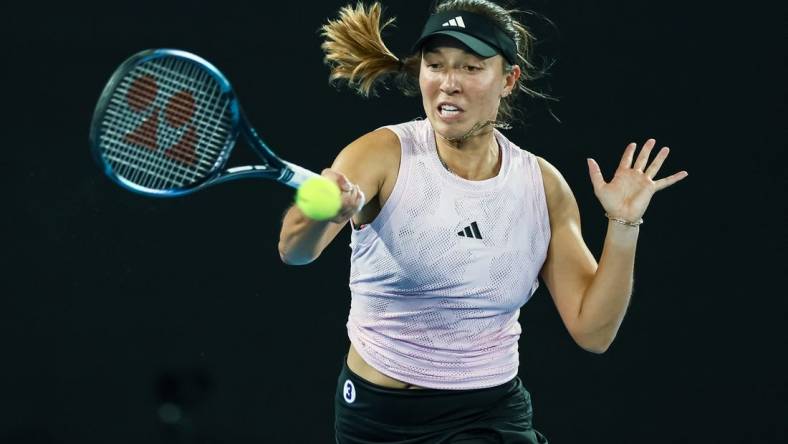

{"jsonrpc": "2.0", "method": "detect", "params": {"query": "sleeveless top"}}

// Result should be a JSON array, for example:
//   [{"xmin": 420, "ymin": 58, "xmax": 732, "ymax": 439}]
[{"xmin": 346, "ymin": 118, "xmax": 551, "ymax": 390}]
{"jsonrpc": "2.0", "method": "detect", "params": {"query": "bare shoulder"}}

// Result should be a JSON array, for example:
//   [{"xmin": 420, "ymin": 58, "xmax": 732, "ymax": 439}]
[
  {"xmin": 336, "ymin": 127, "xmax": 400, "ymax": 164},
  {"xmin": 332, "ymin": 127, "xmax": 401, "ymax": 203}
]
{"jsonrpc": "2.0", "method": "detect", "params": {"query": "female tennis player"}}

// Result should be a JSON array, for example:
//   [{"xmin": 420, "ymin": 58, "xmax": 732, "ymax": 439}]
[{"xmin": 278, "ymin": 1, "xmax": 688, "ymax": 442}]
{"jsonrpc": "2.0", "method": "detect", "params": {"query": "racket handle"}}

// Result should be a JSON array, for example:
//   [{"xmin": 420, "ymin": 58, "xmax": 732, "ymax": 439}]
[{"xmin": 280, "ymin": 161, "xmax": 320, "ymax": 188}]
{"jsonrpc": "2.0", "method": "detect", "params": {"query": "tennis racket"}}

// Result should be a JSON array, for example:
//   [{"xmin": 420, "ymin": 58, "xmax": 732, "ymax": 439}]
[{"xmin": 89, "ymin": 48, "xmax": 320, "ymax": 197}]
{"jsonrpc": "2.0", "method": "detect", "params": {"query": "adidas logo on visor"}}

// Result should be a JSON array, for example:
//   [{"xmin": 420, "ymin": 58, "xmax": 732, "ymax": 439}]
[{"xmin": 441, "ymin": 16, "xmax": 466, "ymax": 28}]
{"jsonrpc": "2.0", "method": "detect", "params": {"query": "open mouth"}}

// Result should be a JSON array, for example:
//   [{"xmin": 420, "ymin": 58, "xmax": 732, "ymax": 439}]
[{"xmin": 438, "ymin": 103, "xmax": 464, "ymax": 118}]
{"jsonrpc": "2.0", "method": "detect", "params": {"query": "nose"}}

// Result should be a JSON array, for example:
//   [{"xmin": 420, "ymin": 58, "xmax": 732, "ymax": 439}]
[{"xmin": 439, "ymin": 70, "xmax": 460, "ymax": 95}]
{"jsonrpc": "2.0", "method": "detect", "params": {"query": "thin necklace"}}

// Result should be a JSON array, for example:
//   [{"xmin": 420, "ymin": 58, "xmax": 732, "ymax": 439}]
[
  {"xmin": 438, "ymin": 152, "xmax": 456, "ymax": 176},
  {"xmin": 435, "ymin": 119, "xmax": 509, "ymax": 175},
  {"xmin": 436, "ymin": 120, "xmax": 512, "ymax": 145}
]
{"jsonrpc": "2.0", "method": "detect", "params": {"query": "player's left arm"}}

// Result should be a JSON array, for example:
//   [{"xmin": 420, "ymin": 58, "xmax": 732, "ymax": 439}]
[{"xmin": 537, "ymin": 140, "xmax": 688, "ymax": 353}]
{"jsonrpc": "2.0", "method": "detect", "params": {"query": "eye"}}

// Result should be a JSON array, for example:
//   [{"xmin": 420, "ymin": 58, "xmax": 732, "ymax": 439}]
[
  {"xmin": 464, "ymin": 65, "xmax": 482, "ymax": 72},
  {"xmin": 426, "ymin": 63, "xmax": 442, "ymax": 70}
]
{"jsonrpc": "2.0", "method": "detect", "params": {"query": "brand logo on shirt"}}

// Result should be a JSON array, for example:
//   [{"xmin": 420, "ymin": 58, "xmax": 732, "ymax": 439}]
[
  {"xmin": 457, "ymin": 221, "xmax": 483, "ymax": 239},
  {"xmin": 441, "ymin": 16, "xmax": 466, "ymax": 28},
  {"xmin": 343, "ymin": 379, "xmax": 356, "ymax": 404}
]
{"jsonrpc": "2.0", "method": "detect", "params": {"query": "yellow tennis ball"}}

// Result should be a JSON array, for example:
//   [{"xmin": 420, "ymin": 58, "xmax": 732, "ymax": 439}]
[{"xmin": 295, "ymin": 176, "xmax": 342, "ymax": 221}]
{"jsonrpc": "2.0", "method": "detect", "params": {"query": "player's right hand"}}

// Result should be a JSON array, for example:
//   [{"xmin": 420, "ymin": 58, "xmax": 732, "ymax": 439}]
[{"xmin": 320, "ymin": 168, "xmax": 366, "ymax": 224}]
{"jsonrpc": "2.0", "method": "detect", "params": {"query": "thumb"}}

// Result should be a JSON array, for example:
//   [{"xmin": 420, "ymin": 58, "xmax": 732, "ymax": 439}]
[{"xmin": 587, "ymin": 158, "xmax": 606, "ymax": 191}]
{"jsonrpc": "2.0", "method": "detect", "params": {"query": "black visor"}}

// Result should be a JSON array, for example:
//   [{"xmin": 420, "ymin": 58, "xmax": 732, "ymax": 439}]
[{"xmin": 411, "ymin": 10, "xmax": 518, "ymax": 65}]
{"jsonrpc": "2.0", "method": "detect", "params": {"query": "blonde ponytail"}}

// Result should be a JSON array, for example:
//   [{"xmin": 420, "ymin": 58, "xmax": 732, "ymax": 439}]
[{"xmin": 320, "ymin": 2, "xmax": 403, "ymax": 97}]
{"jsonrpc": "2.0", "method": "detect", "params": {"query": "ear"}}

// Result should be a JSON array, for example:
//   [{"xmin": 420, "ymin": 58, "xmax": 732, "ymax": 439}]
[{"xmin": 502, "ymin": 64, "xmax": 521, "ymax": 97}]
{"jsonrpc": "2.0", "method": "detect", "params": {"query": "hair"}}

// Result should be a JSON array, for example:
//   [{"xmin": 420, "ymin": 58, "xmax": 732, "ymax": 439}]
[{"xmin": 320, "ymin": 0, "xmax": 554, "ymax": 124}]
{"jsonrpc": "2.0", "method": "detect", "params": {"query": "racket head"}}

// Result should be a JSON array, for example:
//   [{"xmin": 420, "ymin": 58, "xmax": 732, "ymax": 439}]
[{"xmin": 90, "ymin": 49, "xmax": 241, "ymax": 197}]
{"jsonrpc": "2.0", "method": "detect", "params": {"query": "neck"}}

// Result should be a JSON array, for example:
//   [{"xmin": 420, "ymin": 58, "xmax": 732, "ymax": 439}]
[
  {"xmin": 434, "ymin": 123, "xmax": 502, "ymax": 180},
  {"xmin": 436, "ymin": 119, "xmax": 510, "ymax": 146}
]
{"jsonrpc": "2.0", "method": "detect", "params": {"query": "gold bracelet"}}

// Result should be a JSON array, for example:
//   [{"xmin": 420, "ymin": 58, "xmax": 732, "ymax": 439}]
[{"xmin": 605, "ymin": 213, "xmax": 643, "ymax": 227}]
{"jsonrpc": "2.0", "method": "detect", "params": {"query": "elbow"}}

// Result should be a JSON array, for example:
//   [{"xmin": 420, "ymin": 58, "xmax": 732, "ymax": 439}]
[
  {"xmin": 571, "ymin": 327, "xmax": 614, "ymax": 354},
  {"xmin": 280, "ymin": 257, "xmax": 315, "ymax": 266},
  {"xmin": 580, "ymin": 341, "xmax": 611, "ymax": 354},
  {"xmin": 279, "ymin": 251, "xmax": 298, "ymax": 266},
  {"xmin": 278, "ymin": 241, "xmax": 316, "ymax": 266}
]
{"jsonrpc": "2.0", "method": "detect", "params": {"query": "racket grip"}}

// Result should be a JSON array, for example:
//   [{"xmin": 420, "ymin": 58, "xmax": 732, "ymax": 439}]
[{"xmin": 280, "ymin": 161, "xmax": 320, "ymax": 188}]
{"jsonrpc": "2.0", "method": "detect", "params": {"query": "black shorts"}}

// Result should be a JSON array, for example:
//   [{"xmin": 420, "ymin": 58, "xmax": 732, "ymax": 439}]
[{"xmin": 334, "ymin": 354, "xmax": 549, "ymax": 443}]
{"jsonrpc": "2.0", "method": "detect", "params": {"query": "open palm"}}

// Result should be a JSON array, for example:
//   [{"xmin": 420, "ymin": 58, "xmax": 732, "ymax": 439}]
[{"xmin": 587, "ymin": 139, "xmax": 688, "ymax": 222}]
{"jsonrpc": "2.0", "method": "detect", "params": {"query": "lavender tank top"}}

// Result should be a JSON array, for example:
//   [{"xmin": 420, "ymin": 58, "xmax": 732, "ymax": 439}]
[{"xmin": 346, "ymin": 119, "xmax": 551, "ymax": 390}]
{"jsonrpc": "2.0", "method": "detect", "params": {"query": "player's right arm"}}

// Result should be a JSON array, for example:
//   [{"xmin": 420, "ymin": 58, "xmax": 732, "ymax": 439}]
[{"xmin": 278, "ymin": 128, "xmax": 397, "ymax": 265}]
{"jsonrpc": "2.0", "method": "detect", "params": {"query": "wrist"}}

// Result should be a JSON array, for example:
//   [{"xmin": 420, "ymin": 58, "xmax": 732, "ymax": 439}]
[
  {"xmin": 605, "ymin": 218, "xmax": 640, "ymax": 247},
  {"xmin": 604, "ymin": 212, "xmax": 643, "ymax": 228}
]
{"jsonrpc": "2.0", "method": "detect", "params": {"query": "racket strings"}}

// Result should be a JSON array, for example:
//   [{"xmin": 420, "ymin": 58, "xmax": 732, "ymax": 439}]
[
  {"xmin": 103, "ymin": 60, "xmax": 208, "ymax": 186},
  {"xmin": 128, "ymin": 58, "xmax": 227, "ymax": 181},
  {"xmin": 99, "ymin": 56, "xmax": 234, "ymax": 191},
  {"xmin": 103, "ymin": 66, "xmax": 219, "ymax": 188}
]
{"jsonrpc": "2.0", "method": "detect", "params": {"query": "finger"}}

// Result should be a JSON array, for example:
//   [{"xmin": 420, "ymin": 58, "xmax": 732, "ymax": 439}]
[
  {"xmin": 331, "ymin": 185, "xmax": 367, "ymax": 223},
  {"xmin": 342, "ymin": 187, "xmax": 365, "ymax": 218},
  {"xmin": 618, "ymin": 142, "xmax": 637, "ymax": 170},
  {"xmin": 320, "ymin": 168, "xmax": 346, "ymax": 189},
  {"xmin": 333, "ymin": 174, "xmax": 352, "ymax": 192},
  {"xmin": 341, "ymin": 185, "xmax": 357, "ymax": 208},
  {"xmin": 587, "ymin": 158, "xmax": 606, "ymax": 191},
  {"xmin": 344, "ymin": 184, "xmax": 363, "ymax": 209},
  {"xmin": 633, "ymin": 139, "xmax": 656, "ymax": 172},
  {"xmin": 321, "ymin": 168, "xmax": 340, "ymax": 180},
  {"xmin": 355, "ymin": 188, "xmax": 367, "ymax": 211},
  {"xmin": 348, "ymin": 183, "xmax": 360, "ymax": 200},
  {"xmin": 654, "ymin": 170, "xmax": 689, "ymax": 191},
  {"xmin": 644, "ymin": 147, "xmax": 670, "ymax": 179}
]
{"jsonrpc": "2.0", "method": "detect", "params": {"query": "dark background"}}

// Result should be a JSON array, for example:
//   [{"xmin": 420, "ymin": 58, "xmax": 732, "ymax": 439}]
[{"xmin": 2, "ymin": 0, "xmax": 785, "ymax": 442}]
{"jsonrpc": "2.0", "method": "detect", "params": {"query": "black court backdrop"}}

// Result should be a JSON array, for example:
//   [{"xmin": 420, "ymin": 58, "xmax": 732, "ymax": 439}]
[{"xmin": 1, "ymin": 0, "xmax": 785, "ymax": 442}]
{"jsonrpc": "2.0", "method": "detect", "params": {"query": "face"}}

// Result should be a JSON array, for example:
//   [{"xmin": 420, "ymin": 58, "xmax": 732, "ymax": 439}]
[{"xmin": 419, "ymin": 37, "xmax": 520, "ymax": 140}]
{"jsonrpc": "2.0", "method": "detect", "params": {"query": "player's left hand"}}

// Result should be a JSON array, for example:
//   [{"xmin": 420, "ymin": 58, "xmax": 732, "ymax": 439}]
[{"xmin": 587, "ymin": 139, "xmax": 688, "ymax": 222}]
